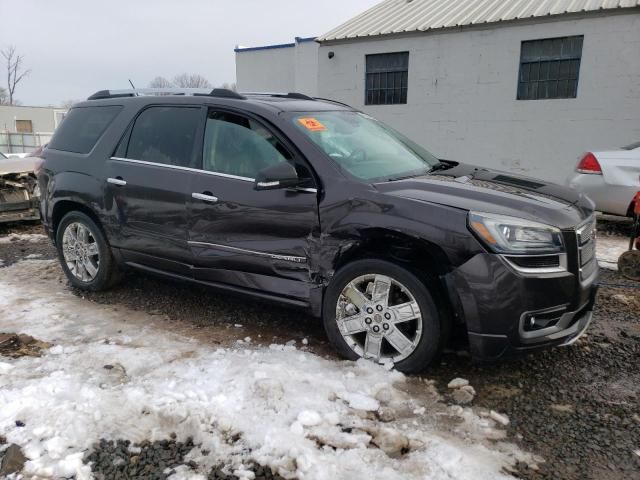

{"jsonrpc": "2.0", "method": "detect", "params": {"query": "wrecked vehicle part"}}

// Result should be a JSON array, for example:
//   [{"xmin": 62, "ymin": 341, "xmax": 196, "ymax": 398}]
[{"xmin": 0, "ymin": 171, "xmax": 40, "ymax": 223}]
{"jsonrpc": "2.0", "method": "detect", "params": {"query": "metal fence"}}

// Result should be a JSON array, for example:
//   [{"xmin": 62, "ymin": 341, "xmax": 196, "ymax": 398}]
[{"xmin": 0, "ymin": 131, "xmax": 53, "ymax": 154}]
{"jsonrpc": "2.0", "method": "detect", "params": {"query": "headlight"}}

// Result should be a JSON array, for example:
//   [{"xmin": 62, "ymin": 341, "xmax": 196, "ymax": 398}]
[{"xmin": 468, "ymin": 212, "xmax": 564, "ymax": 254}]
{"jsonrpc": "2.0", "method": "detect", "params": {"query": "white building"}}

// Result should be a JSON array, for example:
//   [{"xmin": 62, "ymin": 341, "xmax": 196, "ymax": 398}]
[
  {"xmin": 0, "ymin": 105, "xmax": 67, "ymax": 154},
  {"xmin": 236, "ymin": 0, "xmax": 640, "ymax": 184},
  {"xmin": 235, "ymin": 37, "xmax": 319, "ymax": 96}
]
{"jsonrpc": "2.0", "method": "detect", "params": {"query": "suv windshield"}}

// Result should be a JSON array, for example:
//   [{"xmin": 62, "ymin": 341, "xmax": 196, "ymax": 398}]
[{"xmin": 293, "ymin": 111, "xmax": 439, "ymax": 181}]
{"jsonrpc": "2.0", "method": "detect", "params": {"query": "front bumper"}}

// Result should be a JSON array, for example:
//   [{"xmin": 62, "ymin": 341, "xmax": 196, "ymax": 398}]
[
  {"xmin": 0, "ymin": 189, "xmax": 40, "ymax": 224},
  {"xmin": 0, "ymin": 208, "xmax": 40, "ymax": 223},
  {"xmin": 446, "ymin": 252, "xmax": 599, "ymax": 361}
]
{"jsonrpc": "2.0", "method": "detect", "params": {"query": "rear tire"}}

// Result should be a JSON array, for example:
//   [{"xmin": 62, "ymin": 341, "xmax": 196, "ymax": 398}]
[
  {"xmin": 323, "ymin": 259, "xmax": 443, "ymax": 373},
  {"xmin": 56, "ymin": 211, "xmax": 121, "ymax": 291}
]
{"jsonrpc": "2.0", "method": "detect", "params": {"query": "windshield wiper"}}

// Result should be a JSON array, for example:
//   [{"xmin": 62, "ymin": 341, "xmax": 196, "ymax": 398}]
[
  {"xmin": 428, "ymin": 162, "xmax": 448, "ymax": 173},
  {"xmin": 386, "ymin": 169, "xmax": 430, "ymax": 182}
]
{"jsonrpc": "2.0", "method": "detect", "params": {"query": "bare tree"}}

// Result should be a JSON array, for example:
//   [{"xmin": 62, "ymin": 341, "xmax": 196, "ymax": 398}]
[
  {"xmin": 148, "ymin": 76, "xmax": 173, "ymax": 88},
  {"xmin": 0, "ymin": 86, "xmax": 8, "ymax": 105},
  {"xmin": 1, "ymin": 46, "xmax": 30, "ymax": 105},
  {"xmin": 173, "ymin": 73, "xmax": 211, "ymax": 89}
]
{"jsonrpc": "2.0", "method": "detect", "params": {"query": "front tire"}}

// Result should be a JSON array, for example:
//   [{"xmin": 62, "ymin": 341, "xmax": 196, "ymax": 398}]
[
  {"xmin": 56, "ymin": 211, "xmax": 120, "ymax": 291},
  {"xmin": 323, "ymin": 259, "xmax": 443, "ymax": 373}
]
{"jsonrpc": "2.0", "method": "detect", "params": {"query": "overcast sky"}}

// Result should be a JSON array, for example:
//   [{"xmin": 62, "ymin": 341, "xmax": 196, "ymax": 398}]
[{"xmin": 0, "ymin": 0, "xmax": 378, "ymax": 106}]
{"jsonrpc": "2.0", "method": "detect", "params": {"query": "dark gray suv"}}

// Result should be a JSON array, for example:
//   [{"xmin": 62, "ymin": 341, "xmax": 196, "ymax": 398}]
[{"xmin": 38, "ymin": 88, "xmax": 598, "ymax": 372}]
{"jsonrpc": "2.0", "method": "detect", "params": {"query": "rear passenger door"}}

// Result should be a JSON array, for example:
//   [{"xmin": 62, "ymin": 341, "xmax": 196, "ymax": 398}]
[
  {"xmin": 187, "ymin": 109, "xmax": 319, "ymax": 301},
  {"xmin": 105, "ymin": 105, "xmax": 203, "ymax": 274}
]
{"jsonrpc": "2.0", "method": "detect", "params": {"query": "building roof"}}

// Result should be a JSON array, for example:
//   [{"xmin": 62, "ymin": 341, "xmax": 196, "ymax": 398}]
[
  {"xmin": 318, "ymin": 0, "xmax": 640, "ymax": 41},
  {"xmin": 235, "ymin": 36, "xmax": 317, "ymax": 53}
]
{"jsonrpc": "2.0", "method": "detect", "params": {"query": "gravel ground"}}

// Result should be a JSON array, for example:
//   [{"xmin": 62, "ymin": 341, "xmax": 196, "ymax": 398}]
[
  {"xmin": 1, "ymin": 220, "xmax": 638, "ymax": 480},
  {"xmin": 84, "ymin": 437, "xmax": 287, "ymax": 480}
]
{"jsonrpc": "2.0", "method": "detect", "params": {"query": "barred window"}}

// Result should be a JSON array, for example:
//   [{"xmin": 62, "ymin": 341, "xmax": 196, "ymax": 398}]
[
  {"xmin": 517, "ymin": 36, "xmax": 583, "ymax": 100},
  {"xmin": 365, "ymin": 52, "xmax": 409, "ymax": 105}
]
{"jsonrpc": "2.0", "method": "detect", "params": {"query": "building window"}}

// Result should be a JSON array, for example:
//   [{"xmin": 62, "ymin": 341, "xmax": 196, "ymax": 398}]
[
  {"xmin": 517, "ymin": 36, "xmax": 583, "ymax": 100},
  {"xmin": 365, "ymin": 52, "xmax": 409, "ymax": 105},
  {"xmin": 15, "ymin": 120, "xmax": 33, "ymax": 133}
]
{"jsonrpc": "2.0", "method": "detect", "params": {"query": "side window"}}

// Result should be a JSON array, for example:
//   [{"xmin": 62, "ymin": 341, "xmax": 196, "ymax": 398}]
[
  {"xmin": 202, "ymin": 111, "xmax": 292, "ymax": 179},
  {"xmin": 125, "ymin": 106, "xmax": 200, "ymax": 168},
  {"xmin": 49, "ymin": 106, "xmax": 121, "ymax": 154}
]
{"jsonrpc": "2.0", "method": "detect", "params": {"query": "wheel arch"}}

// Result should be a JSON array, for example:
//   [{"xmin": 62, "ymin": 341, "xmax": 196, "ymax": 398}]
[
  {"xmin": 51, "ymin": 200, "xmax": 106, "ymax": 243},
  {"xmin": 330, "ymin": 228, "xmax": 458, "ymax": 328}
]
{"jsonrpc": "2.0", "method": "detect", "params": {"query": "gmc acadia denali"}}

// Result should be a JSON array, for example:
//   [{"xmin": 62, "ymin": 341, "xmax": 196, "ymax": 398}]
[{"xmin": 38, "ymin": 88, "xmax": 599, "ymax": 372}]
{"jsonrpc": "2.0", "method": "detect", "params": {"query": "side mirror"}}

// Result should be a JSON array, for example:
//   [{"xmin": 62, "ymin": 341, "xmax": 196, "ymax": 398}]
[{"xmin": 254, "ymin": 162, "xmax": 299, "ymax": 191}]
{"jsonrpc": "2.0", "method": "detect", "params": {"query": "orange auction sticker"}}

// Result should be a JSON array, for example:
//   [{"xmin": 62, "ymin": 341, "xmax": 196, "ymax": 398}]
[{"xmin": 298, "ymin": 117, "xmax": 327, "ymax": 132}]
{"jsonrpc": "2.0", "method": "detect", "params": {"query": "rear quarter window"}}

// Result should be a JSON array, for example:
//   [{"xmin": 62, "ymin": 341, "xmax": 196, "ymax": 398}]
[{"xmin": 48, "ymin": 105, "xmax": 122, "ymax": 154}]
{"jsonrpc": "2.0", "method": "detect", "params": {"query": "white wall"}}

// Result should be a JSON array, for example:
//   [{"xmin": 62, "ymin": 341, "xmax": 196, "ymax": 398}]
[
  {"xmin": 294, "ymin": 40, "xmax": 319, "ymax": 96},
  {"xmin": 0, "ymin": 105, "xmax": 66, "ymax": 133},
  {"xmin": 236, "ymin": 40, "xmax": 319, "ymax": 96},
  {"xmin": 236, "ymin": 46, "xmax": 296, "ymax": 93},
  {"xmin": 317, "ymin": 12, "xmax": 640, "ymax": 184}
]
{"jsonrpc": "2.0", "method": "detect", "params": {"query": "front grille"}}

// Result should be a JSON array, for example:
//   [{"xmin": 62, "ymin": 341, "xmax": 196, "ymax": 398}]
[{"xmin": 576, "ymin": 218, "xmax": 597, "ymax": 280}]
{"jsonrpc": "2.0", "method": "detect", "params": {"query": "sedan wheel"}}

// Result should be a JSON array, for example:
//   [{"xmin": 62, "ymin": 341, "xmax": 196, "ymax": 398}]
[{"xmin": 62, "ymin": 222, "xmax": 101, "ymax": 282}]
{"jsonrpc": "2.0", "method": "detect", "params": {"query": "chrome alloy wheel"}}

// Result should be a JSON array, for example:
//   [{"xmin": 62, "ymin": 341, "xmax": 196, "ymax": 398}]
[
  {"xmin": 335, "ymin": 274, "xmax": 422, "ymax": 363},
  {"xmin": 62, "ymin": 222, "xmax": 100, "ymax": 282}
]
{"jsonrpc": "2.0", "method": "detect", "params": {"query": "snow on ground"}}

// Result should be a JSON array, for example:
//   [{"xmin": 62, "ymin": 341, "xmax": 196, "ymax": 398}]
[
  {"xmin": 0, "ymin": 260, "xmax": 529, "ymax": 480},
  {"xmin": 0, "ymin": 233, "xmax": 48, "ymax": 244},
  {"xmin": 597, "ymin": 235, "xmax": 629, "ymax": 270}
]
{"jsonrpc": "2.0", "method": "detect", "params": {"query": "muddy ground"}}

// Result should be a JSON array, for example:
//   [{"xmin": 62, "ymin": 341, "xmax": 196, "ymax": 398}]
[{"xmin": 1, "ymin": 221, "xmax": 638, "ymax": 480}]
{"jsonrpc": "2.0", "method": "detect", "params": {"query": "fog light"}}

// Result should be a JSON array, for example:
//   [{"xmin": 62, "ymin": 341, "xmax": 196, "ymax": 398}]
[{"xmin": 523, "ymin": 308, "xmax": 566, "ymax": 332}]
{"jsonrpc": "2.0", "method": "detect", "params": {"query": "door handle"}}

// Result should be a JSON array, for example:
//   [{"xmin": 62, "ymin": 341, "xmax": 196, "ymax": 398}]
[
  {"xmin": 192, "ymin": 192, "xmax": 219, "ymax": 203},
  {"xmin": 107, "ymin": 177, "xmax": 127, "ymax": 186}
]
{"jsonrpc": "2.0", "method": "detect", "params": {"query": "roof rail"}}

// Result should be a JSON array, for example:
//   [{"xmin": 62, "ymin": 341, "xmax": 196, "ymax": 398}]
[
  {"xmin": 86, "ymin": 88, "xmax": 246, "ymax": 100},
  {"xmin": 313, "ymin": 97, "xmax": 354, "ymax": 108},
  {"xmin": 242, "ymin": 92, "xmax": 315, "ymax": 101}
]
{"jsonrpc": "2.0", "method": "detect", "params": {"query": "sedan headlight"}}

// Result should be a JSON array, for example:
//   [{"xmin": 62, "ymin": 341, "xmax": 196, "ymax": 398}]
[{"xmin": 468, "ymin": 212, "xmax": 564, "ymax": 255}]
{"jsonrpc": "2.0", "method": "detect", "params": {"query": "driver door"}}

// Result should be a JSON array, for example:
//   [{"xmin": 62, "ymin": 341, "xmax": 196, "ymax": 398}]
[{"xmin": 187, "ymin": 109, "xmax": 319, "ymax": 302}]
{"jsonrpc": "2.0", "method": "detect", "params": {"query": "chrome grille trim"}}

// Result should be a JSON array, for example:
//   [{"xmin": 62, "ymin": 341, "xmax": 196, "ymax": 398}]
[{"xmin": 576, "ymin": 217, "xmax": 597, "ymax": 280}]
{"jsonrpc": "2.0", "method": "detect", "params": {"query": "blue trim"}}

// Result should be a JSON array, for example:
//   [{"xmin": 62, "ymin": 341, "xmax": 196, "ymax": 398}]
[
  {"xmin": 295, "ymin": 36, "xmax": 317, "ymax": 43},
  {"xmin": 235, "ymin": 42, "xmax": 295, "ymax": 53}
]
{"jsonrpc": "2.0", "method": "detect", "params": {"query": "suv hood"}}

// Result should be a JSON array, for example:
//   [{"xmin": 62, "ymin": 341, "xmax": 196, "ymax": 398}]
[{"xmin": 376, "ymin": 163, "xmax": 593, "ymax": 229}]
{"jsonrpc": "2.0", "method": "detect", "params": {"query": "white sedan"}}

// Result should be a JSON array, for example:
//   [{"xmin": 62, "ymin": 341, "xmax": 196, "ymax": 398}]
[{"xmin": 567, "ymin": 141, "xmax": 640, "ymax": 217}]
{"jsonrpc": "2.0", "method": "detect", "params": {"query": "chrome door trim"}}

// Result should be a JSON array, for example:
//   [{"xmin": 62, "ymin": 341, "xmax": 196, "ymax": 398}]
[
  {"xmin": 109, "ymin": 157, "xmax": 254, "ymax": 182},
  {"xmin": 188, "ymin": 240, "xmax": 307, "ymax": 264},
  {"xmin": 107, "ymin": 177, "xmax": 127, "ymax": 186},
  {"xmin": 192, "ymin": 192, "xmax": 219, "ymax": 203}
]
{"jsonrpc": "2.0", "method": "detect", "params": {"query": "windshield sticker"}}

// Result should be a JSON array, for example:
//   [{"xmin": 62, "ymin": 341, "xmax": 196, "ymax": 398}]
[{"xmin": 298, "ymin": 117, "xmax": 327, "ymax": 132}]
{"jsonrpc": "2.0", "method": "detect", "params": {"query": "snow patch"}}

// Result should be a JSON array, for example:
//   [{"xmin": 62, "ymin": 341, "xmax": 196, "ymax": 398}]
[
  {"xmin": 0, "ymin": 233, "xmax": 48, "ymax": 244},
  {"xmin": 597, "ymin": 235, "xmax": 628, "ymax": 270},
  {"xmin": 0, "ymin": 260, "xmax": 523, "ymax": 479}
]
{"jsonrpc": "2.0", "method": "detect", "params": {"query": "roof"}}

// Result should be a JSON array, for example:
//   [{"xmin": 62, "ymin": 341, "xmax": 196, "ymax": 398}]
[
  {"xmin": 319, "ymin": 0, "xmax": 640, "ymax": 41},
  {"xmin": 235, "ymin": 36, "xmax": 317, "ymax": 53}
]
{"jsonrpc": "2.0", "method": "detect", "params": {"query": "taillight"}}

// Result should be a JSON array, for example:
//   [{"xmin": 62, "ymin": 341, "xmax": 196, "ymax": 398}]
[{"xmin": 577, "ymin": 153, "xmax": 602, "ymax": 174}]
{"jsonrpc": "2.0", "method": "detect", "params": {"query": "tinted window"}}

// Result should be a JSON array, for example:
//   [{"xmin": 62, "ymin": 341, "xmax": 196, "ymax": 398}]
[
  {"xmin": 48, "ymin": 106, "xmax": 121, "ymax": 154},
  {"xmin": 126, "ymin": 107, "xmax": 200, "ymax": 168},
  {"xmin": 203, "ymin": 111, "xmax": 291, "ymax": 178}
]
